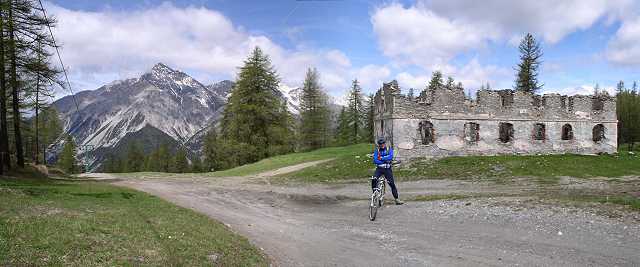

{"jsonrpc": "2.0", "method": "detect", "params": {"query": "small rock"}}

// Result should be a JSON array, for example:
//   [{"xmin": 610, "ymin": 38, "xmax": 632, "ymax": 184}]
[
  {"xmin": 557, "ymin": 231, "xmax": 563, "ymax": 236},
  {"xmin": 207, "ymin": 253, "xmax": 219, "ymax": 263},
  {"xmin": 465, "ymin": 202, "xmax": 471, "ymax": 206}
]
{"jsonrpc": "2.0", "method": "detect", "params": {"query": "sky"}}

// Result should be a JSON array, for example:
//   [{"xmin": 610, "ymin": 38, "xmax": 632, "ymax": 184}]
[{"xmin": 45, "ymin": 0, "xmax": 640, "ymax": 103}]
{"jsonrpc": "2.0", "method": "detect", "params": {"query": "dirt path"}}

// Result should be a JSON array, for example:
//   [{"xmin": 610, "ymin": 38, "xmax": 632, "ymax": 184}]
[{"xmin": 114, "ymin": 163, "xmax": 640, "ymax": 267}]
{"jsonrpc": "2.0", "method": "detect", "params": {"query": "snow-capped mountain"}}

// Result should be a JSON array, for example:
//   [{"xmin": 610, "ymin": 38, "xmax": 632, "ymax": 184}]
[
  {"xmin": 51, "ymin": 63, "xmax": 304, "ymax": 170},
  {"xmin": 276, "ymin": 84, "xmax": 302, "ymax": 114}
]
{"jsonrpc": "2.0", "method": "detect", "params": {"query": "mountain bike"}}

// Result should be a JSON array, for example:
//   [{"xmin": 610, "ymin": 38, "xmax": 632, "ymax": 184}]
[
  {"xmin": 369, "ymin": 174, "xmax": 387, "ymax": 221},
  {"xmin": 369, "ymin": 159, "xmax": 400, "ymax": 221}
]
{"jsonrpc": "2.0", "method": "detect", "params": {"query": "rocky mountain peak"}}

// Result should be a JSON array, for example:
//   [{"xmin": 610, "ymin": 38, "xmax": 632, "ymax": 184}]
[{"xmin": 150, "ymin": 62, "xmax": 175, "ymax": 75}]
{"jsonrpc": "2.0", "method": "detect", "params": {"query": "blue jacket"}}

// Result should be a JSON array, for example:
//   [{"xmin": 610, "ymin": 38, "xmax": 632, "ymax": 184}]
[{"xmin": 373, "ymin": 147, "xmax": 393, "ymax": 165}]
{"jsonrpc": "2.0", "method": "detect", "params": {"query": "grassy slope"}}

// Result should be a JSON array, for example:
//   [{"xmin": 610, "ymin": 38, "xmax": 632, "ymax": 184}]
[
  {"xmin": 206, "ymin": 143, "xmax": 374, "ymax": 177},
  {"xmin": 275, "ymin": 144, "xmax": 640, "ymax": 183},
  {"xmin": 0, "ymin": 177, "xmax": 267, "ymax": 266}
]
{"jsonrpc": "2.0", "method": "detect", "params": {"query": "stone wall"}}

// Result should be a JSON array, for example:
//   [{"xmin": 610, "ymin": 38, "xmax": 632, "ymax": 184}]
[{"xmin": 373, "ymin": 81, "xmax": 618, "ymax": 160}]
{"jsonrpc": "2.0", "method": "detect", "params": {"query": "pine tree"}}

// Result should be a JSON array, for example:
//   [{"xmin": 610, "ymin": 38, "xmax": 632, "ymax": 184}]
[
  {"xmin": 445, "ymin": 76, "xmax": 455, "ymax": 89},
  {"xmin": 220, "ymin": 47, "xmax": 293, "ymax": 167},
  {"xmin": 58, "ymin": 135, "xmax": 76, "ymax": 174},
  {"xmin": 428, "ymin": 71, "xmax": 444, "ymax": 90},
  {"xmin": 191, "ymin": 156, "xmax": 203, "ymax": 173},
  {"xmin": 363, "ymin": 94, "xmax": 375, "ymax": 143},
  {"xmin": 202, "ymin": 127, "xmax": 220, "ymax": 172},
  {"xmin": 346, "ymin": 79, "xmax": 365, "ymax": 143},
  {"xmin": 124, "ymin": 142, "xmax": 144, "ymax": 172},
  {"xmin": 0, "ymin": 0, "xmax": 62, "ymax": 171},
  {"xmin": 157, "ymin": 143, "xmax": 170, "ymax": 172},
  {"xmin": 28, "ymin": 106, "xmax": 60, "ymax": 165},
  {"xmin": 616, "ymin": 81, "xmax": 624, "ymax": 94},
  {"xmin": 617, "ymin": 81, "xmax": 640, "ymax": 150},
  {"xmin": 172, "ymin": 147, "xmax": 189, "ymax": 173},
  {"xmin": 299, "ymin": 68, "xmax": 330, "ymax": 151},
  {"xmin": 407, "ymin": 88, "xmax": 414, "ymax": 100},
  {"xmin": 335, "ymin": 107, "xmax": 350, "ymax": 145},
  {"xmin": 515, "ymin": 33, "xmax": 543, "ymax": 93}
]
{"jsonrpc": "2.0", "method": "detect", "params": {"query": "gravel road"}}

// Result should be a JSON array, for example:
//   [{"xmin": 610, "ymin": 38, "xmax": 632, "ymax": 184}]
[{"xmin": 112, "ymin": 162, "xmax": 640, "ymax": 267}]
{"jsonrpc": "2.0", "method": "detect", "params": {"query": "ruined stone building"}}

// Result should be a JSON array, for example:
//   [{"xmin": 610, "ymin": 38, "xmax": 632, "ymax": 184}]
[{"xmin": 373, "ymin": 81, "xmax": 618, "ymax": 160}]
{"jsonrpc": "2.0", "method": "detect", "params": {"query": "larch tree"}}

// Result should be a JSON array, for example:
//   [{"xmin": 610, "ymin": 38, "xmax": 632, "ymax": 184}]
[
  {"xmin": 514, "ymin": 33, "xmax": 543, "ymax": 93},
  {"xmin": 220, "ymin": 46, "xmax": 293, "ymax": 167},
  {"xmin": 346, "ymin": 79, "xmax": 365, "ymax": 144},
  {"xmin": 427, "ymin": 71, "xmax": 444, "ymax": 91},
  {"xmin": 335, "ymin": 106, "xmax": 350, "ymax": 145},
  {"xmin": 299, "ymin": 67, "xmax": 330, "ymax": 151},
  {"xmin": 58, "ymin": 134, "xmax": 76, "ymax": 174},
  {"xmin": 363, "ymin": 93, "xmax": 375, "ymax": 143}
]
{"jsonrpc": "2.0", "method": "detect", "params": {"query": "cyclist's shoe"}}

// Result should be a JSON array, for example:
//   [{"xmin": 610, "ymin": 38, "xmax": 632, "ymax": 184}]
[{"xmin": 394, "ymin": 199, "xmax": 404, "ymax": 205}]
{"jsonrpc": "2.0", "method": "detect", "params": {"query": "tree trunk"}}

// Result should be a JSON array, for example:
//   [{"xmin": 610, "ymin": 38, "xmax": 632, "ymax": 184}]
[
  {"xmin": 0, "ymin": 4, "xmax": 8, "ymax": 173},
  {"xmin": 8, "ymin": 1, "xmax": 23, "ymax": 168},
  {"xmin": 34, "ymin": 82, "xmax": 39, "ymax": 164}
]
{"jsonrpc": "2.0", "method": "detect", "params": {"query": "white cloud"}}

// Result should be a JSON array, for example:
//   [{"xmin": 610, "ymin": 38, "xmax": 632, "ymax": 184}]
[
  {"xmin": 325, "ymin": 50, "xmax": 351, "ymax": 68},
  {"xmin": 370, "ymin": 0, "xmax": 636, "ymax": 91},
  {"xmin": 544, "ymin": 84, "xmax": 615, "ymax": 96},
  {"xmin": 606, "ymin": 17, "xmax": 640, "ymax": 66},
  {"xmin": 396, "ymin": 72, "xmax": 429, "ymax": 90},
  {"xmin": 371, "ymin": 3, "xmax": 498, "ymax": 70},
  {"xmin": 424, "ymin": 0, "xmax": 632, "ymax": 44},
  {"xmin": 47, "ymin": 2, "xmax": 358, "ymax": 97},
  {"xmin": 354, "ymin": 64, "xmax": 391, "ymax": 92}
]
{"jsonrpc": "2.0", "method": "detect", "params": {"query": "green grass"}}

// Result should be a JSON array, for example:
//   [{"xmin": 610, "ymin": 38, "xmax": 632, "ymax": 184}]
[
  {"xmin": 399, "ymin": 152, "xmax": 640, "ymax": 181},
  {"xmin": 271, "ymin": 143, "xmax": 375, "ymax": 183},
  {"xmin": 277, "ymin": 146, "xmax": 640, "ymax": 184},
  {"xmin": 553, "ymin": 191, "xmax": 640, "ymax": 211},
  {"xmin": 0, "ymin": 177, "xmax": 267, "ymax": 266},
  {"xmin": 208, "ymin": 143, "xmax": 374, "ymax": 178}
]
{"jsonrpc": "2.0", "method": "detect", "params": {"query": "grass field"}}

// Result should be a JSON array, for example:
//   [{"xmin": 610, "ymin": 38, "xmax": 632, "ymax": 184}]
[
  {"xmin": 0, "ymin": 177, "xmax": 267, "ymax": 266},
  {"xmin": 206, "ymin": 143, "xmax": 374, "ymax": 177},
  {"xmin": 274, "ymin": 144, "xmax": 640, "ymax": 184}
]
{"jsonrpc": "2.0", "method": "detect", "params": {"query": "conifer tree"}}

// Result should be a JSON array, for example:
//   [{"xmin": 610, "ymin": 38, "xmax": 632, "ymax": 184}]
[
  {"xmin": 172, "ymin": 147, "xmax": 188, "ymax": 173},
  {"xmin": 220, "ymin": 47, "xmax": 293, "ymax": 167},
  {"xmin": 617, "ymin": 81, "xmax": 640, "ymax": 150},
  {"xmin": 515, "ymin": 33, "xmax": 543, "ymax": 93},
  {"xmin": 0, "ymin": 0, "xmax": 62, "ymax": 171},
  {"xmin": 191, "ymin": 157, "xmax": 203, "ymax": 173},
  {"xmin": 335, "ymin": 107, "xmax": 350, "ymax": 145},
  {"xmin": 38, "ymin": 106, "xmax": 61, "ymax": 164},
  {"xmin": 299, "ymin": 68, "xmax": 330, "ymax": 150},
  {"xmin": 445, "ymin": 76, "xmax": 455, "ymax": 89},
  {"xmin": 346, "ymin": 79, "xmax": 365, "ymax": 143},
  {"xmin": 124, "ymin": 142, "xmax": 144, "ymax": 172},
  {"xmin": 363, "ymin": 94, "xmax": 375, "ymax": 143},
  {"xmin": 157, "ymin": 143, "xmax": 170, "ymax": 172},
  {"xmin": 202, "ymin": 127, "xmax": 221, "ymax": 172},
  {"xmin": 58, "ymin": 135, "xmax": 76, "ymax": 174},
  {"xmin": 407, "ymin": 88, "xmax": 414, "ymax": 100},
  {"xmin": 428, "ymin": 71, "xmax": 444, "ymax": 90}
]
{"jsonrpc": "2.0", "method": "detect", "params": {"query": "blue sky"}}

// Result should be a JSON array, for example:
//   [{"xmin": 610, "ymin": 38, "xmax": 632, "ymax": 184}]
[{"xmin": 47, "ymin": 0, "xmax": 640, "ymax": 101}]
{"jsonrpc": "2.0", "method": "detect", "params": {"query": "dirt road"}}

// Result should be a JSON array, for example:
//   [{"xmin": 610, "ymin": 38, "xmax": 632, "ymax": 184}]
[{"xmin": 113, "ymin": 162, "xmax": 640, "ymax": 266}]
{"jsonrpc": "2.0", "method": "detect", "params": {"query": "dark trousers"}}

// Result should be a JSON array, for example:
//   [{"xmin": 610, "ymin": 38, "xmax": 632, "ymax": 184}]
[{"xmin": 372, "ymin": 167, "xmax": 399, "ymax": 199}]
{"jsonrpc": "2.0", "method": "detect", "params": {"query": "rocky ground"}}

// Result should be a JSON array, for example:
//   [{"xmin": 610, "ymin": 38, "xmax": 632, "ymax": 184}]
[{"xmin": 103, "ymin": 162, "xmax": 640, "ymax": 266}]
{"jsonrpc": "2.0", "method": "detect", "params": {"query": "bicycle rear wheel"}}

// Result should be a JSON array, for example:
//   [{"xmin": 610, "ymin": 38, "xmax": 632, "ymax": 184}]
[{"xmin": 369, "ymin": 192, "xmax": 378, "ymax": 221}]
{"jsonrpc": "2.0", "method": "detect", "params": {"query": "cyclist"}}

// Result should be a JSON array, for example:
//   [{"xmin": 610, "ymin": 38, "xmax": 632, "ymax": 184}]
[{"xmin": 372, "ymin": 137, "xmax": 403, "ymax": 205}]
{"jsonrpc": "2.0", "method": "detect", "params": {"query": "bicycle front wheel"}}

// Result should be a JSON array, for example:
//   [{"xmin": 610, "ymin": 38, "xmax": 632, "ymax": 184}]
[{"xmin": 369, "ymin": 192, "xmax": 378, "ymax": 221}]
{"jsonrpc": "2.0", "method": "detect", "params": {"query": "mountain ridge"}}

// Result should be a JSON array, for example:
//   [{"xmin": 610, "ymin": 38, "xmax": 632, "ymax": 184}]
[{"xmin": 51, "ymin": 63, "xmax": 305, "ymax": 170}]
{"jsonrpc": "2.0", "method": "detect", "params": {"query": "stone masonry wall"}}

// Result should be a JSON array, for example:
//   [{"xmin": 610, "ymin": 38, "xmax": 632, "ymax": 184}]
[{"xmin": 373, "ymin": 81, "xmax": 618, "ymax": 160}]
